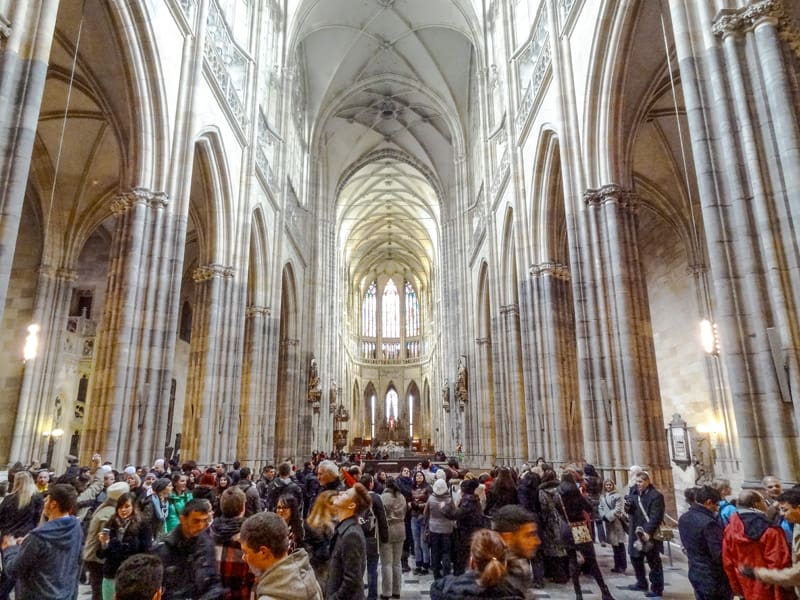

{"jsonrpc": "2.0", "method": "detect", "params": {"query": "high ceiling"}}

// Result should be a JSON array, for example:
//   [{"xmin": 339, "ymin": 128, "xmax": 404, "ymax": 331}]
[{"xmin": 291, "ymin": 0, "xmax": 479, "ymax": 294}]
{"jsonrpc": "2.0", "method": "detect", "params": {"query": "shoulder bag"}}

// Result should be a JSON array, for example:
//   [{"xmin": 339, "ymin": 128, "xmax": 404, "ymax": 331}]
[{"xmin": 557, "ymin": 493, "xmax": 593, "ymax": 546}]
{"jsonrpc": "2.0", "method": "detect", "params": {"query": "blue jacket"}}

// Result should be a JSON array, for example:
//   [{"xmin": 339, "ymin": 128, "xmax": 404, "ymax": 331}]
[
  {"xmin": 2, "ymin": 515, "xmax": 84, "ymax": 599},
  {"xmin": 718, "ymin": 499, "xmax": 736, "ymax": 527},
  {"xmin": 678, "ymin": 504, "xmax": 732, "ymax": 598}
]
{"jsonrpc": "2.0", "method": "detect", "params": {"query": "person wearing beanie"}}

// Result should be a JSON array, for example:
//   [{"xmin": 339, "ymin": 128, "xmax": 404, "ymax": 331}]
[
  {"xmin": 141, "ymin": 477, "xmax": 172, "ymax": 541},
  {"xmin": 425, "ymin": 478, "xmax": 456, "ymax": 579},
  {"xmin": 452, "ymin": 478, "xmax": 485, "ymax": 575},
  {"xmin": 193, "ymin": 472, "xmax": 218, "ymax": 515},
  {"xmin": 82, "ymin": 482, "xmax": 130, "ymax": 600}
]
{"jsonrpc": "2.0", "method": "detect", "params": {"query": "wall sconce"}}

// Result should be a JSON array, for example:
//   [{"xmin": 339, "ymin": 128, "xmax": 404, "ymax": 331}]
[{"xmin": 699, "ymin": 319, "xmax": 720, "ymax": 355}]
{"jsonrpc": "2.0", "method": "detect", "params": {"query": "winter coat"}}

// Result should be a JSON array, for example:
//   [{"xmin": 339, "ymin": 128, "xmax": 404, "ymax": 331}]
[
  {"xmin": 96, "ymin": 516, "xmax": 152, "ymax": 579},
  {"xmin": 82, "ymin": 501, "xmax": 117, "ymax": 564},
  {"xmin": 430, "ymin": 570, "xmax": 525, "ymax": 600},
  {"xmin": 754, "ymin": 522, "xmax": 800, "ymax": 598},
  {"xmin": 381, "ymin": 489, "xmax": 407, "ymax": 543},
  {"xmin": 722, "ymin": 510, "xmax": 794, "ymax": 600},
  {"xmin": 484, "ymin": 484, "xmax": 519, "ymax": 516},
  {"xmin": 395, "ymin": 475, "xmax": 414, "ymax": 500},
  {"xmin": 410, "ymin": 482, "xmax": 432, "ymax": 516},
  {"xmin": 153, "ymin": 527, "xmax": 225, "ymax": 600},
  {"xmin": 238, "ymin": 479, "xmax": 263, "ymax": 516},
  {"xmin": 0, "ymin": 493, "xmax": 43, "ymax": 538},
  {"xmin": 327, "ymin": 516, "xmax": 366, "ymax": 600},
  {"xmin": 677, "ymin": 503, "xmax": 732, "ymax": 599},
  {"xmin": 425, "ymin": 490, "xmax": 456, "ymax": 534},
  {"xmin": 598, "ymin": 490, "xmax": 627, "ymax": 546},
  {"xmin": 254, "ymin": 548, "xmax": 322, "ymax": 600},
  {"xmin": 265, "ymin": 477, "xmax": 303, "ymax": 514},
  {"xmin": 2, "ymin": 515, "xmax": 84, "ymax": 600},
  {"xmin": 625, "ymin": 483, "xmax": 665, "ymax": 557},
  {"xmin": 210, "ymin": 515, "xmax": 254, "ymax": 600},
  {"xmin": 165, "ymin": 490, "xmax": 193, "ymax": 533},
  {"xmin": 517, "ymin": 472, "xmax": 542, "ymax": 515},
  {"xmin": 718, "ymin": 499, "xmax": 736, "ymax": 527},
  {"xmin": 538, "ymin": 481, "xmax": 567, "ymax": 558}
]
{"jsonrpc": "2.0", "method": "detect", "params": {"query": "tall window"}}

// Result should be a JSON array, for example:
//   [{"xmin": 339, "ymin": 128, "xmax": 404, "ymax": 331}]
[
  {"xmin": 370, "ymin": 394, "xmax": 376, "ymax": 440},
  {"xmin": 408, "ymin": 394, "xmax": 414, "ymax": 438},
  {"xmin": 405, "ymin": 280, "xmax": 419, "ymax": 336},
  {"xmin": 386, "ymin": 389, "xmax": 399, "ymax": 422},
  {"xmin": 362, "ymin": 281, "xmax": 377, "ymax": 337},
  {"xmin": 382, "ymin": 279, "xmax": 400, "ymax": 338}
]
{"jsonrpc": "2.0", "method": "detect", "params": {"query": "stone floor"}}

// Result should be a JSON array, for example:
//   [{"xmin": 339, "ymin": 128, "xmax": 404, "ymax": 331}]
[{"xmin": 78, "ymin": 542, "xmax": 695, "ymax": 599}]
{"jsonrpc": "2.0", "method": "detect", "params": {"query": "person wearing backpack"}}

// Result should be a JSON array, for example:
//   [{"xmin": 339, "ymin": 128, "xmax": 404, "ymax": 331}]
[
  {"xmin": 425, "ymin": 478, "xmax": 456, "ymax": 580},
  {"xmin": 360, "ymin": 474, "xmax": 388, "ymax": 600}
]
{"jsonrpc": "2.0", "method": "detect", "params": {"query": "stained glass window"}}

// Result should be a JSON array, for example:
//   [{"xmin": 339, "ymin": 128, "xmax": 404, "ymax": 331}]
[
  {"xmin": 408, "ymin": 394, "xmax": 414, "ymax": 438},
  {"xmin": 362, "ymin": 281, "xmax": 377, "ymax": 337},
  {"xmin": 405, "ymin": 280, "xmax": 419, "ymax": 337},
  {"xmin": 382, "ymin": 279, "xmax": 400, "ymax": 338}
]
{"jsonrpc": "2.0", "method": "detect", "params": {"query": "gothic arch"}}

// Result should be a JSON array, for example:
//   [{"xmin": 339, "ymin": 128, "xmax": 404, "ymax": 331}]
[
  {"xmin": 275, "ymin": 263, "xmax": 300, "ymax": 460},
  {"xmin": 529, "ymin": 128, "xmax": 568, "ymax": 265}
]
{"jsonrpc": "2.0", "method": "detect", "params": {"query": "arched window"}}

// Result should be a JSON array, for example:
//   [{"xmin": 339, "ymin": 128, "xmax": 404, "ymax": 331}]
[
  {"xmin": 408, "ymin": 393, "xmax": 414, "ymax": 438},
  {"xmin": 382, "ymin": 279, "xmax": 400, "ymax": 338},
  {"xmin": 362, "ymin": 281, "xmax": 377, "ymax": 337},
  {"xmin": 405, "ymin": 280, "xmax": 419, "ymax": 336},
  {"xmin": 386, "ymin": 388, "xmax": 399, "ymax": 422}
]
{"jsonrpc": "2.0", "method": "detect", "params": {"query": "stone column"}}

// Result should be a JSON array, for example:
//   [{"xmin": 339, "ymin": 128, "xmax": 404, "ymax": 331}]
[
  {"xmin": 500, "ymin": 303, "xmax": 527, "ymax": 463},
  {"xmin": 182, "ymin": 263, "xmax": 236, "ymax": 463},
  {"xmin": 0, "ymin": 1, "xmax": 60, "ymax": 323},
  {"xmin": 528, "ymin": 262, "xmax": 580, "ymax": 464},
  {"xmin": 573, "ymin": 185, "xmax": 671, "ymax": 490},
  {"xmin": 82, "ymin": 188, "xmax": 178, "ymax": 466},
  {"xmin": 238, "ymin": 305, "xmax": 270, "ymax": 463},
  {"xmin": 10, "ymin": 265, "xmax": 75, "ymax": 462},
  {"xmin": 473, "ymin": 336, "xmax": 496, "ymax": 464},
  {"xmin": 670, "ymin": 0, "xmax": 800, "ymax": 482}
]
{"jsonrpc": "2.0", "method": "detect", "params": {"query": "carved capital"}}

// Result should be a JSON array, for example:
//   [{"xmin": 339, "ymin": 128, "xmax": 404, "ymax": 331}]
[
  {"xmin": 246, "ymin": 305, "xmax": 270, "ymax": 318},
  {"xmin": 0, "ymin": 13, "xmax": 11, "ymax": 40},
  {"xmin": 192, "ymin": 264, "xmax": 234, "ymax": 282},
  {"xmin": 713, "ymin": 0, "xmax": 782, "ymax": 38},
  {"xmin": 111, "ymin": 187, "xmax": 168, "ymax": 214},
  {"xmin": 38, "ymin": 265, "xmax": 77, "ymax": 282},
  {"xmin": 530, "ymin": 261, "xmax": 570, "ymax": 281},
  {"xmin": 584, "ymin": 184, "xmax": 638, "ymax": 213}
]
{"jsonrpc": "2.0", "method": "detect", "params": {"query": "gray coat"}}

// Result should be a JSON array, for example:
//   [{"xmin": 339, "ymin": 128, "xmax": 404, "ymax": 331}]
[
  {"xmin": 598, "ymin": 490, "xmax": 627, "ymax": 546},
  {"xmin": 380, "ymin": 490, "xmax": 407, "ymax": 543}
]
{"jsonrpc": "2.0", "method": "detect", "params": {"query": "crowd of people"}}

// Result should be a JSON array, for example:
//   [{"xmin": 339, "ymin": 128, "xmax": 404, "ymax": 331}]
[{"xmin": 0, "ymin": 453, "xmax": 797, "ymax": 600}]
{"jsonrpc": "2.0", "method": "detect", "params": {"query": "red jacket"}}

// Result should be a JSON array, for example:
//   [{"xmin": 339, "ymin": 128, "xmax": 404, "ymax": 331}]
[{"xmin": 722, "ymin": 511, "xmax": 794, "ymax": 600}]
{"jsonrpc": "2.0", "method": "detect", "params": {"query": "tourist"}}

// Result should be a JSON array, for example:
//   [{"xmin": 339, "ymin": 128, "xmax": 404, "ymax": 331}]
[
  {"xmin": 425, "ymin": 478, "xmax": 456, "ymax": 579},
  {"xmin": 624, "ymin": 471, "xmax": 665, "ymax": 597},
  {"xmin": 410, "ymin": 470, "xmax": 432, "ymax": 574},
  {"xmin": 327, "ymin": 483, "xmax": 371, "ymax": 599},
  {"xmin": 303, "ymin": 489, "xmax": 337, "ymax": 590},
  {"xmin": 429, "ymin": 529, "xmax": 524, "ymax": 599},
  {"xmin": 380, "ymin": 477, "xmax": 407, "ymax": 599},
  {"xmin": 599, "ymin": 479, "xmax": 627, "ymax": 574}
]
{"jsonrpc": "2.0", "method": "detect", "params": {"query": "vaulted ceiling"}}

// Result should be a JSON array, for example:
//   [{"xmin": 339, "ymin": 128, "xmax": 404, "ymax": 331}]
[{"xmin": 291, "ymin": 0, "xmax": 479, "ymax": 295}]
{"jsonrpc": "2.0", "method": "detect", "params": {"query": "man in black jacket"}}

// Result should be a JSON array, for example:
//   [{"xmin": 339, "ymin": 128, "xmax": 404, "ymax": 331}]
[
  {"xmin": 677, "ymin": 486, "xmax": 732, "ymax": 600},
  {"xmin": 327, "ymin": 483, "xmax": 372, "ymax": 600},
  {"xmin": 153, "ymin": 498, "xmax": 224, "ymax": 600},
  {"xmin": 624, "ymin": 471, "xmax": 665, "ymax": 598}
]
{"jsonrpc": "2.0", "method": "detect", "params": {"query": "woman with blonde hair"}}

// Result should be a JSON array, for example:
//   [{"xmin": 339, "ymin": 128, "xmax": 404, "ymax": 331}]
[
  {"xmin": 303, "ymin": 490, "xmax": 338, "ymax": 590},
  {"xmin": 430, "ymin": 529, "xmax": 524, "ymax": 599},
  {"xmin": 0, "ymin": 471, "xmax": 43, "ymax": 599}
]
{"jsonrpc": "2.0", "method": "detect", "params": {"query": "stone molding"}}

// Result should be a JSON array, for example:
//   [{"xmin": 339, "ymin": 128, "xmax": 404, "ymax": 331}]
[
  {"xmin": 0, "ymin": 12, "xmax": 11, "ymax": 41},
  {"xmin": 500, "ymin": 303, "xmax": 519, "ymax": 316},
  {"xmin": 530, "ymin": 261, "xmax": 570, "ymax": 280},
  {"xmin": 192, "ymin": 264, "xmax": 235, "ymax": 282},
  {"xmin": 38, "ymin": 265, "xmax": 78, "ymax": 282},
  {"xmin": 245, "ymin": 305, "xmax": 270, "ymax": 318},
  {"xmin": 713, "ymin": 0, "xmax": 782, "ymax": 38},
  {"xmin": 475, "ymin": 337, "xmax": 491, "ymax": 345},
  {"xmin": 110, "ymin": 187, "xmax": 168, "ymax": 215},
  {"xmin": 686, "ymin": 263, "xmax": 708, "ymax": 276},
  {"xmin": 584, "ymin": 184, "xmax": 638, "ymax": 212}
]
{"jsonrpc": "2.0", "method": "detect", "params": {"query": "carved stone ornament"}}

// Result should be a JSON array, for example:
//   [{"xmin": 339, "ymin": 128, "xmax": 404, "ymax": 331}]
[
  {"xmin": 712, "ymin": 0, "xmax": 782, "ymax": 38},
  {"xmin": 307, "ymin": 356, "xmax": 321, "ymax": 403}
]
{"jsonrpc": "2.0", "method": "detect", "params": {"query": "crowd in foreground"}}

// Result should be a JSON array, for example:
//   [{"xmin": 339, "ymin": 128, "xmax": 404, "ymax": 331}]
[{"xmin": 0, "ymin": 453, "xmax": 797, "ymax": 600}]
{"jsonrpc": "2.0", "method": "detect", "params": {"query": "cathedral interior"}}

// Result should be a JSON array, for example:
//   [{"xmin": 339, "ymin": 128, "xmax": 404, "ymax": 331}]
[{"xmin": 1, "ymin": 0, "xmax": 799, "ymax": 511}]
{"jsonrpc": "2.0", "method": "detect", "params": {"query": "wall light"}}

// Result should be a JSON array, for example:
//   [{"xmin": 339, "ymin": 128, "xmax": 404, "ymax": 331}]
[
  {"xmin": 23, "ymin": 323, "xmax": 40, "ymax": 361},
  {"xmin": 699, "ymin": 319, "xmax": 719, "ymax": 355}
]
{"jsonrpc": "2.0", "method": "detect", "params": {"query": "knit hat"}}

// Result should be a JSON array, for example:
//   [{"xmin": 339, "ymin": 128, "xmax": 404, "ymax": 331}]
[
  {"xmin": 435, "ymin": 470, "xmax": 447, "ymax": 480},
  {"xmin": 461, "ymin": 479, "xmax": 479, "ymax": 494},
  {"xmin": 107, "ymin": 482, "xmax": 130, "ymax": 501},
  {"xmin": 433, "ymin": 479, "xmax": 448, "ymax": 495},
  {"xmin": 100, "ymin": 464, "xmax": 112, "ymax": 473},
  {"xmin": 123, "ymin": 465, "xmax": 136, "ymax": 476}
]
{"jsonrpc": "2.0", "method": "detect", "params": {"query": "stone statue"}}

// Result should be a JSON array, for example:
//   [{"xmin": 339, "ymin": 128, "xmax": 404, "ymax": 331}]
[
  {"xmin": 456, "ymin": 356, "xmax": 468, "ymax": 405},
  {"xmin": 308, "ymin": 356, "xmax": 321, "ymax": 403},
  {"xmin": 442, "ymin": 379, "xmax": 450, "ymax": 408}
]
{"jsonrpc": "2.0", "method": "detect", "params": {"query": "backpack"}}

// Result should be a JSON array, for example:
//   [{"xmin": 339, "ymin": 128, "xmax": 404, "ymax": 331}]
[{"xmin": 359, "ymin": 504, "xmax": 377, "ymax": 538}]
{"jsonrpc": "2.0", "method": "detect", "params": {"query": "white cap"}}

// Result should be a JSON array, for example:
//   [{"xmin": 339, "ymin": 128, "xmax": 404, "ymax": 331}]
[
  {"xmin": 101, "ymin": 464, "xmax": 113, "ymax": 473},
  {"xmin": 124, "ymin": 466, "xmax": 136, "ymax": 476}
]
